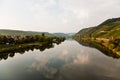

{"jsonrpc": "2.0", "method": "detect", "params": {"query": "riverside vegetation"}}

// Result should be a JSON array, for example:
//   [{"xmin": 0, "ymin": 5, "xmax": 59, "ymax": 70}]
[
  {"xmin": 0, "ymin": 33, "xmax": 65, "ymax": 53},
  {"xmin": 74, "ymin": 17, "xmax": 120, "ymax": 56}
]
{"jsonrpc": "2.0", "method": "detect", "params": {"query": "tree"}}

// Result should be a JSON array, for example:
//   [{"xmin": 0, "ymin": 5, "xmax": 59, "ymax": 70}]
[{"xmin": 42, "ymin": 33, "xmax": 45, "ymax": 37}]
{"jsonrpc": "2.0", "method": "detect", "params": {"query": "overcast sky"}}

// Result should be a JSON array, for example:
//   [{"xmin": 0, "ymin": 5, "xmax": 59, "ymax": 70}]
[{"xmin": 0, "ymin": 0, "xmax": 120, "ymax": 33}]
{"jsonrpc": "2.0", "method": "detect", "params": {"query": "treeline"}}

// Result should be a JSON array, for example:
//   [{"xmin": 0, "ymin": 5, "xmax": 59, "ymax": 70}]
[{"xmin": 0, "ymin": 33, "xmax": 65, "ymax": 45}]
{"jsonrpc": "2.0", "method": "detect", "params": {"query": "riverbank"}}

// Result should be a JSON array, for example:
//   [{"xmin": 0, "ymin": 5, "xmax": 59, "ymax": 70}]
[
  {"xmin": 74, "ymin": 37, "xmax": 120, "ymax": 57},
  {"xmin": 0, "ymin": 37, "xmax": 65, "ymax": 53},
  {"xmin": 0, "ymin": 33, "xmax": 65, "ymax": 53}
]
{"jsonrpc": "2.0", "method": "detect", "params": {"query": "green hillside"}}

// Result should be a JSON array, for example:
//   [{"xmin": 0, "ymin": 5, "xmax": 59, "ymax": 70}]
[
  {"xmin": 0, "ymin": 29, "xmax": 52, "ymax": 36},
  {"xmin": 74, "ymin": 17, "xmax": 120, "ymax": 55},
  {"xmin": 76, "ymin": 17, "xmax": 120, "ymax": 38}
]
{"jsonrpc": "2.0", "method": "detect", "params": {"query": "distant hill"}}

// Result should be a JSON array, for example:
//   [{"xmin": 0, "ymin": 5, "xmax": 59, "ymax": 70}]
[
  {"xmin": 0, "ymin": 29, "xmax": 74, "ymax": 38},
  {"xmin": 53, "ymin": 33, "xmax": 68, "ymax": 37},
  {"xmin": 0, "ymin": 29, "xmax": 53, "ymax": 36},
  {"xmin": 76, "ymin": 17, "xmax": 120, "ymax": 38},
  {"xmin": 53, "ymin": 33, "xmax": 75, "ymax": 38}
]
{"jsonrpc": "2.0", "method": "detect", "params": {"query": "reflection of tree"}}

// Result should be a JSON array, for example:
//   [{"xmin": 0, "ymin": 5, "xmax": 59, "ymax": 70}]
[
  {"xmin": 76, "ymin": 39, "xmax": 120, "ymax": 59},
  {"xmin": 0, "ymin": 43, "xmax": 55, "ymax": 61},
  {"xmin": 9, "ymin": 53, "xmax": 15, "ymax": 57}
]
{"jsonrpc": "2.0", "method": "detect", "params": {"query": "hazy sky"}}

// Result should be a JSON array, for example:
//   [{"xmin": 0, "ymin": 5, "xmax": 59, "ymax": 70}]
[{"xmin": 0, "ymin": 0, "xmax": 120, "ymax": 33}]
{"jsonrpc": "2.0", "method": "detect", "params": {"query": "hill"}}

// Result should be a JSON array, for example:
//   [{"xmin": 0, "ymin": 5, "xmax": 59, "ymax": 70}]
[
  {"xmin": 74, "ymin": 17, "xmax": 120, "ymax": 55},
  {"xmin": 53, "ymin": 33, "xmax": 75, "ymax": 38},
  {"xmin": 53, "ymin": 33, "xmax": 68, "ymax": 37},
  {"xmin": 0, "ymin": 29, "xmax": 53, "ymax": 36},
  {"xmin": 76, "ymin": 17, "xmax": 120, "ymax": 38}
]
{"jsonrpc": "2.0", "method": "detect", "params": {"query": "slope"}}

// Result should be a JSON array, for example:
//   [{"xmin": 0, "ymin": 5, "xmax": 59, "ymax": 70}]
[{"xmin": 76, "ymin": 17, "xmax": 120, "ymax": 38}]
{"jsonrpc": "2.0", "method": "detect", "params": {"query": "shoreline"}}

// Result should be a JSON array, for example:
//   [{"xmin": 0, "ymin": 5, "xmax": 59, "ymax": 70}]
[{"xmin": 74, "ymin": 37, "xmax": 120, "ymax": 58}]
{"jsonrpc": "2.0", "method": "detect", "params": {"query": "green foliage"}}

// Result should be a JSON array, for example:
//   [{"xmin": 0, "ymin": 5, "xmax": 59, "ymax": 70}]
[{"xmin": 0, "ymin": 33, "xmax": 65, "ymax": 45}]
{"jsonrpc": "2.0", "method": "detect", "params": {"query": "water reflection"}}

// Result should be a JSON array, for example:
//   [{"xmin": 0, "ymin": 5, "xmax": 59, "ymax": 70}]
[
  {"xmin": 75, "ymin": 39, "xmax": 120, "ymax": 59},
  {"xmin": 0, "ymin": 40, "xmax": 120, "ymax": 80},
  {"xmin": 0, "ymin": 44, "xmax": 54, "ymax": 61},
  {"xmin": 27, "ymin": 40, "xmax": 120, "ymax": 80}
]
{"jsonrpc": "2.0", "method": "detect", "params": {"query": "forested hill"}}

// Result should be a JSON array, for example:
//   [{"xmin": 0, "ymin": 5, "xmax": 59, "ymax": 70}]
[
  {"xmin": 0, "ymin": 29, "xmax": 53, "ymax": 36},
  {"xmin": 76, "ymin": 17, "xmax": 120, "ymax": 38}
]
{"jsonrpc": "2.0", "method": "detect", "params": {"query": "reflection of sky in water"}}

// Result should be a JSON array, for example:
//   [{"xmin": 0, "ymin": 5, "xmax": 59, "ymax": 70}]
[{"xmin": 0, "ymin": 40, "xmax": 120, "ymax": 80}]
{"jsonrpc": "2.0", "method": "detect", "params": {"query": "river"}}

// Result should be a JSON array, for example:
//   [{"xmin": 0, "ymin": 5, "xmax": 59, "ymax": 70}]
[{"xmin": 0, "ymin": 40, "xmax": 120, "ymax": 80}]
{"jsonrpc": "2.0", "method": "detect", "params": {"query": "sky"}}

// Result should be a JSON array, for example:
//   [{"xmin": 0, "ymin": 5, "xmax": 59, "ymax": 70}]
[{"xmin": 0, "ymin": 0, "xmax": 120, "ymax": 33}]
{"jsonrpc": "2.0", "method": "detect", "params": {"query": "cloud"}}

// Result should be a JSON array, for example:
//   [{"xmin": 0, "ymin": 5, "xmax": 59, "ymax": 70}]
[
  {"xmin": 0, "ymin": 0, "xmax": 120, "ymax": 32},
  {"xmin": 26, "ymin": 40, "xmax": 120, "ymax": 80}
]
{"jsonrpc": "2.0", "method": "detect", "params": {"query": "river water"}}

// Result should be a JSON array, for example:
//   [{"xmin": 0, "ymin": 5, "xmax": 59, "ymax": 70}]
[{"xmin": 0, "ymin": 40, "xmax": 120, "ymax": 80}]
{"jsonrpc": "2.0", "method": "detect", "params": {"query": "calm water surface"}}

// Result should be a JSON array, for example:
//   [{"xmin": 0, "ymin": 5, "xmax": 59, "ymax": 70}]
[{"xmin": 0, "ymin": 40, "xmax": 120, "ymax": 80}]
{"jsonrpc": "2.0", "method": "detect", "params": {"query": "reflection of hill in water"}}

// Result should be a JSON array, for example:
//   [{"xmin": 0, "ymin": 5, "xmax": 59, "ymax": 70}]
[
  {"xmin": 76, "ymin": 40, "xmax": 120, "ymax": 59},
  {"xmin": 0, "ymin": 43, "xmax": 55, "ymax": 61}
]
